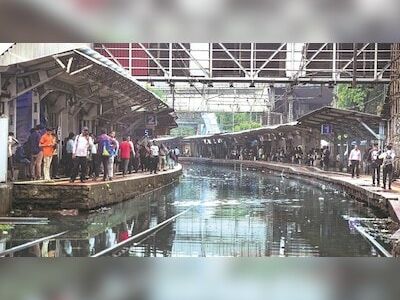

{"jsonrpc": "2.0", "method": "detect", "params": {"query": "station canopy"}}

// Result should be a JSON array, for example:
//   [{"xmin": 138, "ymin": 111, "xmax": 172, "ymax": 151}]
[
  {"xmin": 182, "ymin": 106, "xmax": 385, "ymax": 143},
  {"xmin": 297, "ymin": 106, "xmax": 383, "ymax": 139},
  {"xmin": 182, "ymin": 122, "xmax": 301, "ymax": 143},
  {"xmin": 0, "ymin": 44, "xmax": 177, "ymax": 130}
]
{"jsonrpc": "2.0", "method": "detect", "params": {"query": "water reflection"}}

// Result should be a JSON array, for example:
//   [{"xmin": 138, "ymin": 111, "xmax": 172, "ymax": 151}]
[{"xmin": 2, "ymin": 163, "xmax": 390, "ymax": 257}]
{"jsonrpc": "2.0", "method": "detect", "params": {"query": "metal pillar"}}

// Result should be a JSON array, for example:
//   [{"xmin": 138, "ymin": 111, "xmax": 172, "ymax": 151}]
[
  {"xmin": 266, "ymin": 110, "xmax": 271, "ymax": 126},
  {"xmin": 0, "ymin": 116, "xmax": 8, "ymax": 182},
  {"xmin": 379, "ymin": 121, "xmax": 385, "ymax": 149},
  {"xmin": 287, "ymin": 94, "xmax": 294, "ymax": 123}
]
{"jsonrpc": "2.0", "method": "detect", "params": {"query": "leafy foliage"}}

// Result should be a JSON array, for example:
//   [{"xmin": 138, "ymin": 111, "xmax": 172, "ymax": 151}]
[
  {"xmin": 216, "ymin": 112, "xmax": 262, "ymax": 132},
  {"xmin": 145, "ymin": 84, "xmax": 167, "ymax": 102},
  {"xmin": 336, "ymin": 84, "xmax": 386, "ymax": 114},
  {"xmin": 170, "ymin": 126, "xmax": 196, "ymax": 137},
  {"xmin": 336, "ymin": 84, "xmax": 368, "ymax": 111}
]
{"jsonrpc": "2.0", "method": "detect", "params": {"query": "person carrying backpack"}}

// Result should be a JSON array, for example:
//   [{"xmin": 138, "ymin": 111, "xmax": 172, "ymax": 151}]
[
  {"xmin": 97, "ymin": 129, "xmax": 113, "ymax": 181},
  {"xmin": 379, "ymin": 144, "xmax": 396, "ymax": 190},
  {"xmin": 369, "ymin": 143, "xmax": 382, "ymax": 186}
]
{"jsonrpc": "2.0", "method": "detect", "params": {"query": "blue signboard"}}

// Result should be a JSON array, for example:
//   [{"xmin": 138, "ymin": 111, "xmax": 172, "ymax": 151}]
[
  {"xmin": 321, "ymin": 124, "xmax": 333, "ymax": 134},
  {"xmin": 134, "ymin": 128, "xmax": 153, "ymax": 138}
]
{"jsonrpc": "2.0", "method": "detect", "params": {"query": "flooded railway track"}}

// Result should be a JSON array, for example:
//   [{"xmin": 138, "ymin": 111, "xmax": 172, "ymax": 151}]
[{"xmin": 92, "ymin": 207, "xmax": 194, "ymax": 257}]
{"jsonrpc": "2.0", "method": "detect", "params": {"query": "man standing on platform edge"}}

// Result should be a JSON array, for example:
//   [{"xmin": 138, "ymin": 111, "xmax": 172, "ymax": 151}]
[
  {"xmin": 150, "ymin": 141, "xmax": 159, "ymax": 174},
  {"xmin": 369, "ymin": 143, "xmax": 382, "ymax": 186},
  {"xmin": 70, "ymin": 127, "xmax": 93, "ymax": 183},
  {"xmin": 39, "ymin": 128, "xmax": 56, "ymax": 182},
  {"xmin": 380, "ymin": 144, "xmax": 396, "ymax": 190},
  {"xmin": 348, "ymin": 144, "xmax": 362, "ymax": 179}
]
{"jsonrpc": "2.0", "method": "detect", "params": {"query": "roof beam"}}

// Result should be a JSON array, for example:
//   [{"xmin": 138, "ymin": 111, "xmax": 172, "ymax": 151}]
[
  {"xmin": 8, "ymin": 71, "xmax": 64, "ymax": 102},
  {"xmin": 177, "ymin": 43, "xmax": 210, "ymax": 78},
  {"xmin": 101, "ymin": 44, "xmax": 123, "ymax": 68},
  {"xmin": 137, "ymin": 43, "xmax": 170, "ymax": 78},
  {"xmin": 359, "ymin": 119, "xmax": 379, "ymax": 139},
  {"xmin": 218, "ymin": 43, "xmax": 251, "ymax": 78},
  {"xmin": 254, "ymin": 43, "xmax": 287, "ymax": 77},
  {"xmin": 340, "ymin": 43, "xmax": 370, "ymax": 72}
]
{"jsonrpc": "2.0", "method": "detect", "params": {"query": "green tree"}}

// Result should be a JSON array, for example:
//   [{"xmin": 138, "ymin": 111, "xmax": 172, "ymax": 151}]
[
  {"xmin": 216, "ymin": 112, "xmax": 262, "ymax": 132},
  {"xmin": 145, "ymin": 84, "xmax": 167, "ymax": 102},
  {"xmin": 336, "ymin": 84, "xmax": 368, "ymax": 111},
  {"xmin": 170, "ymin": 126, "xmax": 196, "ymax": 137},
  {"xmin": 336, "ymin": 84, "xmax": 386, "ymax": 114}
]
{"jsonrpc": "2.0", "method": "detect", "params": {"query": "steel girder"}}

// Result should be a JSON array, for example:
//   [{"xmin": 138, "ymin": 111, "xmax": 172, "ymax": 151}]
[{"xmin": 95, "ymin": 43, "xmax": 393, "ymax": 84}]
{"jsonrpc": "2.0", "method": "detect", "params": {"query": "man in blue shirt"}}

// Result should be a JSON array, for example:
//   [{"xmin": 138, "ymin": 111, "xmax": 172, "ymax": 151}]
[{"xmin": 27, "ymin": 125, "xmax": 43, "ymax": 180}]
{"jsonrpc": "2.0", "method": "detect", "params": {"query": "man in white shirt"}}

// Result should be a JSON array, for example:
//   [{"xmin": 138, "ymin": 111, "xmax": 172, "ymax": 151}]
[
  {"xmin": 380, "ymin": 144, "xmax": 396, "ymax": 190},
  {"xmin": 348, "ymin": 144, "xmax": 362, "ymax": 178},
  {"xmin": 8, "ymin": 132, "xmax": 19, "ymax": 181},
  {"xmin": 174, "ymin": 146, "xmax": 180, "ymax": 165},
  {"xmin": 70, "ymin": 127, "xmax": 93, "ymax": 183},
  {"xmin": 88, "ymin": 133, "xmax": 100, "ymax": 181},
  {"xmin": 150, "ymin": 141, "xmax": 160, "ymax": 174},
  {"xmin": 369, "ymin": 143, "xmax": 382, "ymax": 186},
  {"xmin": 108, "ymin": 131, "xmax": 119, "ymax": 180}
]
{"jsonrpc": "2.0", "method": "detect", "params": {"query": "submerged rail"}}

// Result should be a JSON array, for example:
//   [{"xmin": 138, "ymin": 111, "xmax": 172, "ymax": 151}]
[
  {"xmin": 0, "ymin": 217, "xmax": 49, "ymax": 225},
  {"xmin": 354, "ymin": 225, "xmax": 392, "ymax": 257},
  {"xmin": 0, "ymin": 231, "xmax": 68, "ymax": 257},
  {"xmin": 91, "ymin": 206, "xmax": 194, "ymax": 257}
]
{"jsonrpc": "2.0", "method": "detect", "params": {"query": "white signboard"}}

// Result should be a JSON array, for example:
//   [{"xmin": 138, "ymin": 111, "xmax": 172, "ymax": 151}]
[{"xmin": 0, "ymin": 117, "xmax": 8, "ymax": 182}]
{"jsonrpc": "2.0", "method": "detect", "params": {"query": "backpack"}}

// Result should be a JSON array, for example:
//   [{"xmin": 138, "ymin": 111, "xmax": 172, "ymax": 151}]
[
  {"xmin": 100, "ymin": 139, "xmax": 112, "ymax": 157},
  {"xmin": 371, "ymin": 150, "xmax": 379, "ymax": 161}
]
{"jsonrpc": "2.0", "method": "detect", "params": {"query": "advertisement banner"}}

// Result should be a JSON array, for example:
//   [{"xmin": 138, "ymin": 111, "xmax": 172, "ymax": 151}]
[{"xmin": 0, "ymin": 117, "xmax": 8, "ymax": 183}]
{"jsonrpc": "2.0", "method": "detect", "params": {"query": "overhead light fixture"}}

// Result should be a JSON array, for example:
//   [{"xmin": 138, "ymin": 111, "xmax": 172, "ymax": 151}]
[
  {"xmin": 229, "ymin": 82, "xmax": 234, "ymax": 88},
  {"xmin": 207, "ymin": 82, "xmax": 213, "ymax": 88},
  {"xmin": 150, "ymin": 81, "xmax": 154, "ymax": 87},
  {"xmin": 169, "ymin": 82, "xmax": 175, "ymax": 88},
  {"xmin": 189, "ymin": 82, "xmax": 194, "ymax": 87},
  {"xmin": 249, "ymin": 82, "xmax": 255, "ymax": 88}
]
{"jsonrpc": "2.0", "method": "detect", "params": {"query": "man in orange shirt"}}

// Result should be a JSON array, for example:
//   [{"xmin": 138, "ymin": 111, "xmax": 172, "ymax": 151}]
[{"xmin": 39, "ymin": 128, "xmax": 56, "ymax": 181}]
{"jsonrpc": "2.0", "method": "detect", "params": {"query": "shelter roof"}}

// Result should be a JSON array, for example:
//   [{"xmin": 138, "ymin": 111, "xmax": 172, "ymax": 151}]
[
  {"xmin": 297, "ymin": 106, "xmax": 383, "ymax": 139},
  {"xmin": 1, "ymin": 44, "xmax": 175, "ymax": 129},
  {"xmin": 182, "ymin": 122, "xmax": 300, "ymax": 142}
]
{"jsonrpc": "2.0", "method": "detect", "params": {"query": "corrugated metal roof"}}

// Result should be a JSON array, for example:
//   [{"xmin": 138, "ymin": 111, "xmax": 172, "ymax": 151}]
[
  {"xmin": 0, "ymin": 43, "xmax": 91, "ymax": 66},
  {"xmin": 1, "ymin": 43, "xmax": 176, "ymax": 130},
  {"xmin": 182, "ymin": 122, "xmax": 299, "ymax": 141}
]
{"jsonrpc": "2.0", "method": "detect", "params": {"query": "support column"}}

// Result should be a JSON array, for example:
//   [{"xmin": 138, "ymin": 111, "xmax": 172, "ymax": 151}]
[
  {"xmin": 8, "ymin": 77, "xmax": 17, "ymax": 135},
  {"xmin": 287, "ymin": 94, "xmax": 294, "ymax": 123},
  {"xmin": 379, "ymin": 121, "xmax": 385, "ymax": 149},
  {"xmin": 32, "ymin": 91, "xmax": 40, "ymax": 127},
  {"xmin": 0, "ymin": 116, "xmax": 8, "ymax": 183},
  {"xmin": 333, "ymin": 135, "xmax": 338, "ymax": 171}
]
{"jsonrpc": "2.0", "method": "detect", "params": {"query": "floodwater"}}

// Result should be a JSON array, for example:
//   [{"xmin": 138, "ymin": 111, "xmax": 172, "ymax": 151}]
[{"xmin": 1, "ymin": 163, "xmax": 393, "ymax": 257}]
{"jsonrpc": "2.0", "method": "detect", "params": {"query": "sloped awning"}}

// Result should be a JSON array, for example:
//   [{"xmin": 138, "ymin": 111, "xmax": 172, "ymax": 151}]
[
  {"xmin": 0, "ymin": 45, "xmax": 176, "ymax": 129},
  {"xmin": 182, "ymin": 122, "xmax": 301, "ymax": 142},
  {"xmin": 297, "ymin": 106, "xmax": 384, "ymax": 139}
]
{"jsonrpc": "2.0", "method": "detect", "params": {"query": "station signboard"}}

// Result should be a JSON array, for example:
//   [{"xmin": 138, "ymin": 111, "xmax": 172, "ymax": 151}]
[
  {"xmin": 145, "ymin": 114, "xmax": 157, "ymax": 127},
  {"xmin": 321, "ymin": 123, "xmax": 333, "ymax": 135},
  {"xmin": 134, "ymin": 128, "xmax": 153, "ymax": 138}
]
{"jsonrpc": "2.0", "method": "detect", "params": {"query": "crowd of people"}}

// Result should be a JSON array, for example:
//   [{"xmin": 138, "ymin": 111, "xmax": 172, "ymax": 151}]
[
  {"xmin": 226, "ymin": 141, "xmax": 396, "ymax": 190},
  {"xmin": 348, "ymin": 143, "xmax": 396, "ymax": 190},
  {"xmin": 230, "ymin": 145, "xmax": 332, "ymax": 170},
  {"xmin": 7, "ymin": 125, "xmax": 181, "ymax": 183}
]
